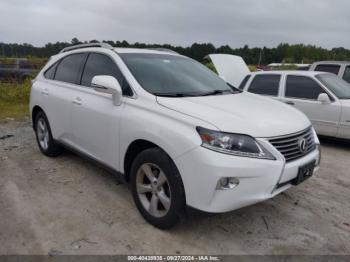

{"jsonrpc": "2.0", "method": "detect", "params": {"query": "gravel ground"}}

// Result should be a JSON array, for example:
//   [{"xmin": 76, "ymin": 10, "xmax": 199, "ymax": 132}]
[{"xmin": 0, "ymin": 119, "xmax": 349, "ymax": 255}]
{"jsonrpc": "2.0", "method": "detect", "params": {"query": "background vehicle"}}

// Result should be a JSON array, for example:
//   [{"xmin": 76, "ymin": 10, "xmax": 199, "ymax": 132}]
[
  {"xmin": 268, "ymin": 63, "xmax": 310, "ymax": 71},
  {"xmin": 30, "ymin": 44, "xmax": 320, "ymax": 228},
  {"xmin": 310, "ymin": 61, "xmax": 350, "ymax": 83},
  {"xmin": 239, "ymin": 71, "xmax": 350, "ymax": 139},
  {"xmin": 0, "ymin": 58, "xmax": 39, "ymax": 83},
  {"xmin": 205, "ymin": 54, "xmax": 250, "ymax": 87},
  {"xmin": 208, "ymin": 54, "xmax": 350, "ymax": 140}
]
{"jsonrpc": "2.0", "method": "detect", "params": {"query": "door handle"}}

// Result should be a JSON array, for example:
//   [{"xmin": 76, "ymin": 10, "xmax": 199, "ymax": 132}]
[
  {"xmin": 41, "ymin": 88, "xmax": 49, "ymax": 95},
  {"xmin": 285, "ymin": 101, "xmax": 295, "ymax": 106},
  {"xmin": 72, "ymin": 97, "xmax": 82, "ymax": 105}
]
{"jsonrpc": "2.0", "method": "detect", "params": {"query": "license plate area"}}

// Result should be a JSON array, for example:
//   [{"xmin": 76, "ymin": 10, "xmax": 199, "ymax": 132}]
[{"xmin": 292, "ymin": 161, "xmax": 316, "ymax": 186}]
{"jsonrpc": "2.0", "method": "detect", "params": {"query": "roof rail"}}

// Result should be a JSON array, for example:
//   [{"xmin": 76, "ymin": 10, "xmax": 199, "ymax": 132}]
[
  {"xmin": 146, "ymin": 48, "xmax": 179, "ymax": 54},
  {"xmin": 59, "ymin": 43, "xmax": 114, "ymax": 53}
]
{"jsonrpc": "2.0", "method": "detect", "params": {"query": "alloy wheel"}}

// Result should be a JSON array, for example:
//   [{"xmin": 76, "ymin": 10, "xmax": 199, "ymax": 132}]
[
  {"xmin": 136, "ymin": 163, "xmax": 172, "ymax": 218},
  {"xmin": 37, "ymin": 118, "xmax": 49, "ymax": 150}
]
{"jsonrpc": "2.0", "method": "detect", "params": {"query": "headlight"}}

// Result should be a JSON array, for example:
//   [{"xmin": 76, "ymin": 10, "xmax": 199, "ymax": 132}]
[{"xmin": 196, "ymin": 127, "xmax": 275, "ymax": 160}]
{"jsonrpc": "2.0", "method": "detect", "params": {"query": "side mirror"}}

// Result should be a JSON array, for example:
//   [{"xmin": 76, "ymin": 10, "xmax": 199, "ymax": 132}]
[
  {"xmin": 317, "ymin": 93, "xmax": 331, "ymax": 104},
  {"xmin": 92, "ymin": 75, "xmax": 122, "ymax": 106}
]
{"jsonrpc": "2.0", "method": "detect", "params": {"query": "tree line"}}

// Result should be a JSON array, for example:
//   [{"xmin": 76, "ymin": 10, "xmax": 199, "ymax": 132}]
[{"xmin": 1, "ymin": 38, "xmax": 350, "ymax": 65}]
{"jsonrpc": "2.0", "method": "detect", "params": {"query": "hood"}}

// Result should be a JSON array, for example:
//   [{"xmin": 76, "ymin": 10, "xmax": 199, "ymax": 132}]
[
  {"xmin": 207, "ymin": 54, "xmax": 250, "ymax": 88},
  {"xmin": 157, "ymin": 93, "xmax": 311, "ymax": 138}
]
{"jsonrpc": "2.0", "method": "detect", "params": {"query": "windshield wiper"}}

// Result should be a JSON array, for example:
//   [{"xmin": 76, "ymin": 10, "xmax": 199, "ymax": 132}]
[
  {"xmin": 197, "ymin": 89, "xmax": 234, "ymax": 97},
  {"xmin": 154, "ymin": 89, "xmax": 237, "ymax": 98},
  {"xmin": 153, "ymin": 92, "xmax": 196, "ymax": 97}
]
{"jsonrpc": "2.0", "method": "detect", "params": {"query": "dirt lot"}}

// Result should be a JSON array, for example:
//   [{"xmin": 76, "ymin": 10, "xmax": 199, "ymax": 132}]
[{"xmin": 0, "ymin": 119, "xmax": 349, "ymax": 255}]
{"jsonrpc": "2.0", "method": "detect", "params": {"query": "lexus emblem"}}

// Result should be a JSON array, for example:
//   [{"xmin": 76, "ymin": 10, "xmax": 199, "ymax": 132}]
[{"xmin": 299, "ymin": 138, "xmax": 307, "ymax": 153}]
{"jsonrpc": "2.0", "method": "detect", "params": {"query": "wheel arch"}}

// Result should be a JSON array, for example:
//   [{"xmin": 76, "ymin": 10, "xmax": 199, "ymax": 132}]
[
  {"xmin": 123, "ymin": 139, "xmax": 179, "ymax": 183},
  {"xmin": 124, "ymin": 139, "xmax": 162, "ymax": 182},
  {"xmin": 31, "ymin": 105, "xmax": 44, "ymax": 129}
]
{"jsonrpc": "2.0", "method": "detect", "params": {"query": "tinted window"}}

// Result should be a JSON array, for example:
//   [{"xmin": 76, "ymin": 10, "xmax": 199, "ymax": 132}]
[
  {"xmin": 55, "ymin": 53, "xmax": 86, "ymax": 84},
  {"xmin": 44, "ymin": 63, "xmax": 57, "ymax": 79},
  {"xmin": 285, "ymin": 75, "xmax": 324, "ymax": 100},
  {"xmin": 239, "ymin": 75, "xmax": 251, "ymax": 90},
  {"xmin": 315, "ymin": 64, "xmax": 340, "ymax": 75},
  {"xmin": 81, "ymin": 53, "xmax": 132, "ymax": 96},
  {"xmin": 343, "ymin": 66, "xmax": 350, "ymax": 83},
  {"xmin": 248, "ymin": 75, "xmax": 280, "ymax": 96}
]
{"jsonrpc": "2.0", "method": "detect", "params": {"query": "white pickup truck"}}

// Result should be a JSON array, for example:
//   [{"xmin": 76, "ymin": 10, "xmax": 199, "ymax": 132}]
[{"xmin": 309, "ymin": 61, "xmax": 350, "ymax": 83}]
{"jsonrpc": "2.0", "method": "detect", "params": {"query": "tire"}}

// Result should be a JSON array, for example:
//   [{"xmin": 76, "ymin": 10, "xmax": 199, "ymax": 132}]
[
  {"xmin": 34, "ymin": 111, "xmax": 63, "ymax": 157},
  {"xmin": 130, "ymin": 148, "xmax": 186, "ymax": 229}
]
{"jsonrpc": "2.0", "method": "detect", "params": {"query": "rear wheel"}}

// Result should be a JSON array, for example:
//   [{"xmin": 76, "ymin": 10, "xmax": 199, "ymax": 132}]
[
  {"xmin": 130, "ymin": 148, "xmax": 186, "ymax": 229},
  {"xmin": 34, "ymin": 111, "xmax": 63, "ymax": 157}
]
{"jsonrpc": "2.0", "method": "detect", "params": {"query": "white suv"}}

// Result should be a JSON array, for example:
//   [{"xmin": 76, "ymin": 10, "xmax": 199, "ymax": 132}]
[{"xmin": 30, "ymin": 43, "xmax": 321, "ymax": 228}]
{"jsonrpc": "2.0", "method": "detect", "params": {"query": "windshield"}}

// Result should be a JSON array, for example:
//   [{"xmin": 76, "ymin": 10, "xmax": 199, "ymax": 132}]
[
  {"xmin": 316, "ymin": 73, "xmax": 350, "ymax": 99},
  {"xmin": 119, "ymin": 53, "xmax": 239, "ymax": 97}
]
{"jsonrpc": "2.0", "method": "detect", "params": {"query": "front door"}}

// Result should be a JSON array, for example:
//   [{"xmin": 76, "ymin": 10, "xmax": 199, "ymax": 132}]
[
  {"xmin": 70, "ymin": 52, "xmax": 131, "ymax": 169},
  {"xmin": 281, "ymin": 75, "xmax": 341, "ymax": 137},
  {"xmin": 71, "ymin": 87, "xmax": 122, "ymax": 168}
]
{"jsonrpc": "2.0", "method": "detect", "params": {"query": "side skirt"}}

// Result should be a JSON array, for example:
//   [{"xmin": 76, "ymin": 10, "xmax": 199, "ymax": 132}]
[{"xmin": 56, "ymin": 140, "xmax": 128, "ymax": 185}]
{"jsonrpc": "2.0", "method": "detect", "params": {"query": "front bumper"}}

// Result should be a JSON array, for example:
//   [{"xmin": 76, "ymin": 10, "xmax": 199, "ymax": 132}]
[{"xmin": 174, "ymin": 140, "xmax": 320, "ymax": 213}]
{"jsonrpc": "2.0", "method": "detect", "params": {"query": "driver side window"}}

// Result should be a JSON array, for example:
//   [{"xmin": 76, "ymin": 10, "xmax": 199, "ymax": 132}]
[
  {"xmin": 81, "ymin": 53, "xmax": 133, "ymax": 96},
  {"xmin": 285, "ymin": 75, "xmax": 325, "ymax": 100}
]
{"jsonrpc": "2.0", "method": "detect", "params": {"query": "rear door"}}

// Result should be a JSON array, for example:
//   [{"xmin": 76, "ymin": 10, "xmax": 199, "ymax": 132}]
[
  {"xmin": 41, "ymin": 53, "xmax": 87, "ymax": 142},
  {"xmin": 70, "ymin": 52, "xmax": 132, "ymax": 169},
  {"xmin": 281, "ymin": 75, "xmax": 341, "ymax": 137},
  {"xmin": 245, "ymin": 74, "xmax": 282, "ymax": 100}
]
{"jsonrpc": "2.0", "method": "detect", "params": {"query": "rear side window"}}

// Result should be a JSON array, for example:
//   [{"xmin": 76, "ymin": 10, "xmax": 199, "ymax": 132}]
[
  {"xmin": 343, "ymin": 66, "xmax": 350, "ymax": 83},
  {"xmin": 238, "ymin": 75, "xmax": 251, "ymax": 90},
  {"xmin": 44, "ymin": 63, "xmax": 58, "ymax": 79},
  {"xmin": 54, "ymin": 53, "xmax": 86, "ymax": 84},
  {"xmin": 248, "ymin": 75, "xmax": 280, "ymax": 96},
  {"xmin": 81, "ymin": 53, "xmax": 133, "ymax": 96},
  {"xmin": 285, "ymin": 75, "xmax": 324, "ymax": 100},
  {"xmin": 315, "ymin": 64, "xmax": 341, "ymax": 75}
]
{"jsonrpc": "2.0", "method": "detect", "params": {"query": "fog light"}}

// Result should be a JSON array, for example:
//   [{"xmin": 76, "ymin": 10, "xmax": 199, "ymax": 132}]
[{"xmin": 217, "ymin": 177, "xmax": 240, "ymax": 190}]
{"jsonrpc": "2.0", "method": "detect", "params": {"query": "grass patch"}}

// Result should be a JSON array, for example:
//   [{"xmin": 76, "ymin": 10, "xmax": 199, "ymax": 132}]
[{"xmin": 0, "ymin": 81, "xmax": 31, "ymax": 120}]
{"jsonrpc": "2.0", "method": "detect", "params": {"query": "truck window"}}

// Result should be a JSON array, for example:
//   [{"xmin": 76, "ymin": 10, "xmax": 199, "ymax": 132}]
[
  {"xmin": 315, "ymin": 64, "xmax": 341, "ymax": 75},
  {"xmin": 248, "ymin": 75, "xmax": 280, "ymax": 96},
  {"xmin": 285, "ymin": 75, "xmax": 324, "ymax": 100}
]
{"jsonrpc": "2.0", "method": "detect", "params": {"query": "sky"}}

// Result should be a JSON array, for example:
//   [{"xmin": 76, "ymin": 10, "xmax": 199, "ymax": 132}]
[{"xmin": 1, "ymin": 0, "xmax": 349, "ymax": 49}]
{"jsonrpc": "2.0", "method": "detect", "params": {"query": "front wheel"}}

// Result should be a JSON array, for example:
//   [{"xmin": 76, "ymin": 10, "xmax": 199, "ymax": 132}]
[{"xmin": 130, "ymin": 148, "xmax": 186, "ymax": 229}]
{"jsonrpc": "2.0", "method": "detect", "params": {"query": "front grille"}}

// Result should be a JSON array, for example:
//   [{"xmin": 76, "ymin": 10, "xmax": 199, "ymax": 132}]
[{"xmin": 269, "ymin": 127, "xmax": 316, "ymax": 163}]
